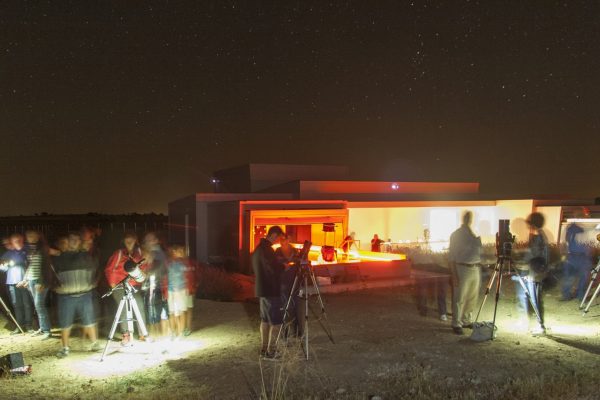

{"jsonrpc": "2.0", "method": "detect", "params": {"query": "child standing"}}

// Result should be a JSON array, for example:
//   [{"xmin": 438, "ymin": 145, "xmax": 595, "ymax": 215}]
[{"xmin": 167, "ymin": 245, "xmax": 188, "ymax": 338}]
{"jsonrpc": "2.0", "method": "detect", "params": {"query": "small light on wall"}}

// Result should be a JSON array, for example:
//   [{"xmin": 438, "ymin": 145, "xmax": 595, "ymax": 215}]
[{"xmin": 391, "ymin": 183, "xmax": 400, "ymax": 190}]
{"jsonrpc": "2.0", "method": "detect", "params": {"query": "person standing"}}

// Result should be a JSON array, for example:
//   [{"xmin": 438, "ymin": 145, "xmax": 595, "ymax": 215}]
[
  {"xmin": 23, "ymin": 230, "xmax": 53, "ymax": 339},
  {"xmin": 449, "ymin": 211, "xmax": 482, "ymax": 335},
  {"xmin": 561, "ymin": 209, "xmax": 593, "ymax": 302},
  {"xmin": 371, "ymin": 234, "xmax": 384, "ymax": 252},
  {"xmin": 104, "ymin": 232, "xmax": 148, "ymax": 345},
  {"xmin": 275, "ymin": 234, "xmax": 302, "ymax": 338},
  {"xmin": 252, "ymin": 225, "xmax": 285, "ymax": 359},
  {"xmin": 142, "ymin": 232, "xmax": 169, "ymax": 338},
  {"xmin": 52, "ymin": 232, "xmax": 100, "ymax": 358},
  {"xmin": 523, "ymin": 212, "xmax": 549, "ymax": 336},
  {"xmin": 0, "ymin": 234, "xmax": 34, "ymax": 334}
]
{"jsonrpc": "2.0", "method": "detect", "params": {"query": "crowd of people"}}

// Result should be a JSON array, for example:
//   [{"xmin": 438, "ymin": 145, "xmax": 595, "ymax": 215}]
[
  {"xmin": 425, "ymin": 208, "xmax": 597, "ymax": 337},
  {"xmin": 0, "ymin": 229, "xmax": 198, "ymax": 358}
]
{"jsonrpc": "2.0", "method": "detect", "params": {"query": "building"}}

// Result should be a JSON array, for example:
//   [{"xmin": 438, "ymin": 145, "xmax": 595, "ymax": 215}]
[{"xmin": 169, "ymin": 164, "xmax": 600, "ymax": 276}]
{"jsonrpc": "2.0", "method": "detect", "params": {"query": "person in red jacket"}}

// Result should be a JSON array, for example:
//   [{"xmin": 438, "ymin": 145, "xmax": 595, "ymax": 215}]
[{"xmin": 104, "ymin": 232, "xmax": 148, "ymax": 345}]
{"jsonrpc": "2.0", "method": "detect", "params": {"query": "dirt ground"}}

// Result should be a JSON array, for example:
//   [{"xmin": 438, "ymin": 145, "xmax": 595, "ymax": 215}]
[{"xmin": 1, "ymin": 276, "xmax": 600, "ymax": 400}]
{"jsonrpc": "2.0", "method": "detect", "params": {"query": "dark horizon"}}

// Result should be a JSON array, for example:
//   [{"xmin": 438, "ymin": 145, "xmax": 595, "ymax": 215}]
[{"xmin": 2, "ymin": 2, "xmax": 599, "ymax": 215}]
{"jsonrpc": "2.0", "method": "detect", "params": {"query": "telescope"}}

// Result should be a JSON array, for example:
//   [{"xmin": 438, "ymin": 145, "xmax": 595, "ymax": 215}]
[
  {"xmin": 101, "ymin": 258, "xmax": 145, "ymax": 298},
  {"xmin": 124, "ymin": 258, "xmax": 146, "ymax": 283}
]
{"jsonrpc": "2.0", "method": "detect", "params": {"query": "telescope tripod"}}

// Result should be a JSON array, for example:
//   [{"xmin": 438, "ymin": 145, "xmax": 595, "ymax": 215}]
[
  {"xmin": 475, "ymin": 255, "xmax": 545, "ymax": 340},
  {"xmin": 100, "ymin": 281, "xmax": 148, "ymax": 361},
  {"xmin": 580, "ymin": 260, "xmax": 600, "ymax": 315},
  {"xmin": 276, "ymin": 262, "xmax": 334, "ymax": 360},
  {"xmin": 0, "ymin": 295, "xmax": 24, "ymax": 334}
]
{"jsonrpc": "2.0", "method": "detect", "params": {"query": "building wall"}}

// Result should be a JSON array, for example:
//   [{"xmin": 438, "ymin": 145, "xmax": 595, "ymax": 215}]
[
  {"xmin": 168, "ymin": 195, "xmax": 197, "ymax": 258},
  {"xmin": 535, "ymin": 206, "xmax": 562, "ymax": 244}
]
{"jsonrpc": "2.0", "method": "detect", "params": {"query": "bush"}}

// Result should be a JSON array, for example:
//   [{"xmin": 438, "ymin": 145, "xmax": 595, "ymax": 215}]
[{"xmin": 196, "ymin": 264, "xmax": 240, "ymax": 302}]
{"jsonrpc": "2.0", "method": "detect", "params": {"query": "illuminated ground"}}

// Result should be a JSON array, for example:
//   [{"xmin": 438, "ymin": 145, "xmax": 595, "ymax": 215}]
[{"xmin": 1, "ymin": 279, "xmax": 600, "ymax": 399}]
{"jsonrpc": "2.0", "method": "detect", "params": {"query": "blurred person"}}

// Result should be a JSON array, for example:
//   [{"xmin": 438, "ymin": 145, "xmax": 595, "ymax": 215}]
[
  {"xmin": 104, "ymin": 232, "xmax": 148, "ymax": 345},
  {"xmin": 275, "ymin": 234, "xmax": 302, "ymax": 338},
  {"xmin": 55, "ymin": 236, "xmax": 69, "ymax": 253},
  {"xmin": 449, "ymin": 211, "xmax": 482, "ymax": 335},
  {"xmin": 81, "ymin": 226, "xmax": 99, "ymax": 255},
  {"xmin": 521, "ymin": 212, "xmax": 549, "ymax": 336},
  {"xmin": 183, "ymin": 255, "xmax": 198, "ymax": 336},
  {"xmin": 23, "ymin": 230, "xmax": 53, "ymax": 339},
  {"xmin": 561, "ymin": 208, "xmax": 593, "ymax": 302},
  {"xmin": 0, "ymin": 233, "xmax": 34, "ymax": 334},
  {"xmin": 142, "ymin": 232, "xmax": 169, "ymax": 338},
  {"xmin": 166, "ymin": 245, "xmax": 188, "ymax": 338},
  {"xmin": 370, "ymin": 234, "xmax": 384, "ymax": 252},
  {"xmin": 252, "ymin": 225, "xmax": 285, "ymax": 360},
  {"xmin": 52, "ymin": 232, "xmax": 100, "ymax": 358}
]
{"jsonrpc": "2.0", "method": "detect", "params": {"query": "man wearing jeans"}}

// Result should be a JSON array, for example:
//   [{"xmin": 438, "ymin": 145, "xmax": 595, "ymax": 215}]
[
  {"xmin": 1, "ymin": 234, "xmax": 33, "ymax": 334},
  {"xmin": 24, "ymin": 230, "xmax": 52, "ymax": 339},
  {"xmin": 449, "ymin": 211, "xmax": 482, "ymax": 335},
  {"xmin": 52, "ymin": 232, "xmax": 100, "ymax": 358}
]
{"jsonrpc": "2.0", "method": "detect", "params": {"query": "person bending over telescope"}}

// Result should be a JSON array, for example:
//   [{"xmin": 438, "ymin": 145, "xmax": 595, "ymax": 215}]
[{"xmin": 252, "ymin": 225, "xmax": 286, "ymax": 360}]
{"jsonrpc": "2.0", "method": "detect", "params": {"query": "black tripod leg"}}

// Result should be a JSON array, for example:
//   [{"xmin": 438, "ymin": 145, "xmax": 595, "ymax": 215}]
[
  {"xmin": 274, "ymin": 275, "xmax": 300, "ymax": 348},
  {"xmin": 490, "ymin": 261, "xmax": 505, "ymax": 340},
  {"xmin": 101, "ymin": 298, "xmax": 125, "ymax": 362},
  {"xmin": 303, "ymin": 275, "xmax": 309, "ymax": 360},
  {"xmin": 308, "ymin": 268, "xmax": 334, "ymax": 344},
  {"xmin": 0, "ymin": 296, "xmax": 24, "ymax": 334}
]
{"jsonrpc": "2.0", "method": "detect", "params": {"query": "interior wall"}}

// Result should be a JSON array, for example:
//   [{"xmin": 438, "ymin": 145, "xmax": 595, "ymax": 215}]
[{"xmin": 348, "ymin": 206, "xmax": 501, "ymax": 251}]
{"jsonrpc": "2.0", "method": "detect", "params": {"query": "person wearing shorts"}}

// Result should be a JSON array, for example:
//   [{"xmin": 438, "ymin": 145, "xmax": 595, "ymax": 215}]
[
  {"xmin": 167, "ymin": 245, "xmax": 188, "ymax": 338},
  {"xmin": 143, "ymin": 232, "xmax": 169, "ymax": 338},
  {"xmin": 252, "ymin": 226, "xmax": 285, "ymax": 359},
  {"xmin": 52, "ymin": 232, "xmax": 100, "ymax": 358}
]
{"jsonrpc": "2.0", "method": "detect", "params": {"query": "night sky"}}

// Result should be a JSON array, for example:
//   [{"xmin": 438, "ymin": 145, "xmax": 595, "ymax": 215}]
[{"xmin": 2, "ymin": 1, "xmax": 599, "ymax": 215}]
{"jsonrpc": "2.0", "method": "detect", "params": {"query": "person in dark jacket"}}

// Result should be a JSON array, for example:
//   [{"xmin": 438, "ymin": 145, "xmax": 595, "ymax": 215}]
[{"xmin": 252, "ymin": 225, "xmax": 285, "ymax": 359}]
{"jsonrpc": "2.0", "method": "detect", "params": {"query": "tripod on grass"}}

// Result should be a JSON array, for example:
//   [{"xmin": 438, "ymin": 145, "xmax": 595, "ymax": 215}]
[
  {"xmin": 475, "ymin": 253, "xmax": 545, "ymax": 340},
  {"xmin": 100, "ymin": 277, "xmax": 148, "ymax": 361},
  {"xmin": 276, "ymin": 240, "xmax": 334, "ymax": 360},
  {"xmin": 580, "ymin": 259, "xmax": 600, "ymax": 315}
]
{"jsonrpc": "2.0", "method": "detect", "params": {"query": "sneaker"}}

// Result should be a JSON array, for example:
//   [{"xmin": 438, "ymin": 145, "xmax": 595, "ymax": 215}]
[
  {"xmin": 10, "ymin": 328, "xmax": 22, "ymax": 335},
  {"xmin": 452, "ymin": 326, "xmax": 464, "ymax": 335},
  {"xmin": 531, "ymin": 326, "xmax": 546, "ymax": 337},
  {"xmin": 41, "ymin": 332, "xmax": 53, "ymax": 341},
  {"xmin": 30, "ymin": 329, "xmax": 43, "ymax": 337},
  {"xmin": 263, "ymin": 350, "xmax": 282, "ymax": 361},
  {"xmin": 183, "ymin": 328, "xmax": 192, "ymax": 337},
  {"xmin": 56, "ymin": 347, "xmax": 70, "ymax": 358},
  {"xmin": 121, "ymin": 332, "xmax": 132, "ymax": 347},
  {"xmin": 440, "ymin": 314, "xmax": 448, "ymax": 322},
  {"xmin": 90, "ymin": 341, "xmax": 102, "ymax": 352}
]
